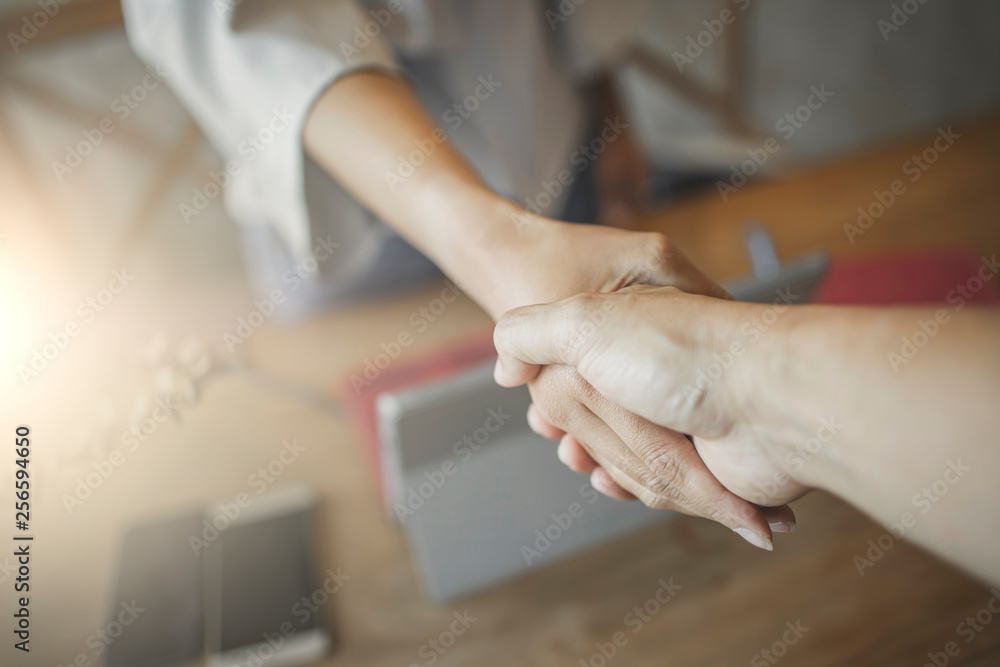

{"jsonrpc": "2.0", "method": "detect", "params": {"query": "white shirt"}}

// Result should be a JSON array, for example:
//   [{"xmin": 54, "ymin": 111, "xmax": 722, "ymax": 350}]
[{"xmin": 121, "ymin": 0, "xmax": 647, "ymax": 292}]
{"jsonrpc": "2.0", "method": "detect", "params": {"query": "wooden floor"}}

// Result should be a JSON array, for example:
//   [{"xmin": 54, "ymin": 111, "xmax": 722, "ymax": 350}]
[{"xmin": 8, "ymin": 114, "xmax": 1000, "ymax": 666}]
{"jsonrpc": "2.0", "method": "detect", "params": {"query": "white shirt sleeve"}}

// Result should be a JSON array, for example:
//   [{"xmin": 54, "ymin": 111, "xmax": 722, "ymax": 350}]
[{"xmin": 121, "ymin": 0, "xmax": 401, "ymax": 263}]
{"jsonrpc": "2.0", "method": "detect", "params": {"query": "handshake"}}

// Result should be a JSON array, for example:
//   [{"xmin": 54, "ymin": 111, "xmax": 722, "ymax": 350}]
[
  {"xmin": 479, "ymin": 217, "xmax": 808, "ymax": 551},
  {"xmin": 474, "ymin": 212, "xmax": 1000, "ymax": 585}
]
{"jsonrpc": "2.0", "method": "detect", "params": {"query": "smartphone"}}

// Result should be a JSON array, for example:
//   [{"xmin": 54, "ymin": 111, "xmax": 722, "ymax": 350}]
[
  {"xmin": 204, "ymin": 485, "xmax": 331, "ymax": 667},
  {"xmin": 103, "ymin": 511, "xmax": 205, "ymax": 667}
]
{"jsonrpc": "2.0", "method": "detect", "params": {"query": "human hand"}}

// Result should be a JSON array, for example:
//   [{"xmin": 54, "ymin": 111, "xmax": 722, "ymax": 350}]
[
  {"xmin": 476, "ymin": 222, "xmax": 793, "ymax": 549},
  {"xmin": 474, "ymin": 215, "xmax": 727, "ymax": 320},
  {"xmin": 494, "ymin": 286, "xmax": 809, "ymax": 532}
]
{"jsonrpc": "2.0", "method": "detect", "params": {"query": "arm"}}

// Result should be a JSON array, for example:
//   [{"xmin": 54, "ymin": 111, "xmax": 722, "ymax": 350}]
[
  {"xmin": 494, "ymin": 286, "xmax": 1000, "ymax": 582},
  {"xmin": 303, "ymin": 71, "xmax": 715, "ymax": 317},
  {"xmin": 304, "ymin": 72, "xmax": 786, "ymax": 548},
  {"xmin": 744, "ymin": 301, "xmax": 1000, "ymax": 582}
]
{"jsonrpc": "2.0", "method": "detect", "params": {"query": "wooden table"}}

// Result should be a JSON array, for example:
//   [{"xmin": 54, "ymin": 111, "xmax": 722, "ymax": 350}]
[{"xmin": 11, "ymin": 116, "xmax": 1000, "ymax": 667}]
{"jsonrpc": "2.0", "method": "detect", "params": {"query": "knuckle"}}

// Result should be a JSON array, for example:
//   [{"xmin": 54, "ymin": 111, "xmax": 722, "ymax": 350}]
[
  {"xmin": 562, "ymin": 292, "xmax": 598, "ymax": 324},
  {"xmin": 554, "ymin": 294, "xmax": 602, "ymax": 360},
  {"xmin": 633, "ymin": 486, "xmax": 670, "ymax": 510},
  {"xmin": 631, "ymin": 441, "xmax": 684, "ymax": 501},
  {"xmin": 643, "ymin": 233, "xmax": 675, "ymax": 277},
  {"xmin": 645, "ymin": 232, "xmax": 674, "ymax": 261},
  {"xmin": 705, "ymin": 490, "xmax": 734, "ymax": 525}
]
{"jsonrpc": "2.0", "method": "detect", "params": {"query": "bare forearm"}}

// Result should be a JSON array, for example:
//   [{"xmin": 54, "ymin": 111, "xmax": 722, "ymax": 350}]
[
  {"xmin": 303, "ymin": 71, "xmax": 521, "ymax": 314},
  {"xmin": 744, "ymin": 306, "xmax": 1000, "ymax": 580}
]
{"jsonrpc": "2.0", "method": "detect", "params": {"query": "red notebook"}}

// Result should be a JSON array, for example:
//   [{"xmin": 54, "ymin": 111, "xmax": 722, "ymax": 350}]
[
  {"xmin": 815, "ymin": 246, "xmax": 1000, "ymax": 306},
  {"xmin": 341, "ymin": 330, "xmax": 497, "ymax": 501}
]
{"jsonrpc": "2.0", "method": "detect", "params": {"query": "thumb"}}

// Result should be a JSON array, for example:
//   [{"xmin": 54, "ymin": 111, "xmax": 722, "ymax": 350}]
[{"xmin": 492, "ymin": 296, "xmax": 598, "ymax": 387}]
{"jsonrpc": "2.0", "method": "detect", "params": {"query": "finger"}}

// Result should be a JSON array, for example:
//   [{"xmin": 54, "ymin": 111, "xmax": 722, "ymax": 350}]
[
  {"xmin": 759, "ymin": 505, "xmax": 797, "ymax": 533},
  {"xmin": 557, "ymin": 434, "xmax": 598, "ymax": 474},
  {"xmin": 530, "ymin": 366, "xmax": 711, "ymax": 511},
  {"xmin": 526, "ymin": 403, "xmax": 565, "ymax": 440},
  {"xmin": 527, "ymin": 366, "xmax": 773, "ymax": 549},
  {"xmin": 494, "ymin": 355, "xmax": 540, "ymax": 388},
  {"xmin": 591, "ymin": 466, "xmax": 637, "ymax": 501},
  {"xmin": 558, "ymin": 432, "xmax": 635, "ymax": 500},
  {"xmin": 558, "ymin": 436, "xmax": 640, "ymax": 502},
  {"xmin": 579, "ymin": 385, "xmax": 775, "ymax": 550},
  {"xmin": 493, "ymin": 298, "xmax": 596, "ymax": 387}
]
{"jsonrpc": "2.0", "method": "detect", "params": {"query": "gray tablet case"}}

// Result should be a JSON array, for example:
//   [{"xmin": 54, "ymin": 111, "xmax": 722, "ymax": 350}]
[{"xmin": 376, "ymin": 364, "xmax": 668, "ymax": 600}]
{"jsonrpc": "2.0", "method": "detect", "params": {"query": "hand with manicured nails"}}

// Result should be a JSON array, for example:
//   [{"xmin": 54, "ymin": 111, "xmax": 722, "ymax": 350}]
[
  {"xmin": 495, "ymin": 286, "xmax": 1000, "ymax": 585},
  {"xmin": 493, "ymin": 286, "xmax": 804, "ymax": 549},
  {"xmin": 491, "ymin": 268, "xmax": 798, "ymax": 551}
]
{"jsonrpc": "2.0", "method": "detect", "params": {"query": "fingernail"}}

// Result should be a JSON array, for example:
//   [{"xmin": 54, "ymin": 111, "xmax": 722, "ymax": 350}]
[
  {"xmin": 768, "ymin": 521, "xmax": 796, "ymax": 533},
  {"xmin": 734, "ymin": 527, "xmax": 773, "ymax": 551},
  {"xmin": 493, "ymin": 358, "xmax": 504, "ymax": 384}
]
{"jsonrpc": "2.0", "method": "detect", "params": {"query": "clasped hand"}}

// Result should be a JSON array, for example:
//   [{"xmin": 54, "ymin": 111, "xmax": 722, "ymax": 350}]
[{"xmin": 485, "ymin": 219, "xmax": 798, "ymax": 551}]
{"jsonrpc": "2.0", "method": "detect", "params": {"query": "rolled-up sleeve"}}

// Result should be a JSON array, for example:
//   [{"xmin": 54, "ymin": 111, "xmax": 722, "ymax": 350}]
[{"xmin": 121, "ymin": 0, "xmax": 400, "ymax": 261}]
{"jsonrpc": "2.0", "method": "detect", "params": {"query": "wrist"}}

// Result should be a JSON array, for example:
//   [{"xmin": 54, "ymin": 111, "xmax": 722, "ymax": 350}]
[
  {"xmin": 730, "ymin": 306, "xmax": 848, "ymax": 492},
  {"xmin": 433, "ymin": 195, "xmax": 558, "ymax": 320}
]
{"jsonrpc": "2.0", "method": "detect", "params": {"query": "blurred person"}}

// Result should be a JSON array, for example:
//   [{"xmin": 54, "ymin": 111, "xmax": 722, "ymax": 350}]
[
  {"xmin": 493, "ymin": 285, "xmax": 1000, "ymax": 582},
  {"xmin": 121, "ymin": 0, "xmax": 791, "ymax": 548}
]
